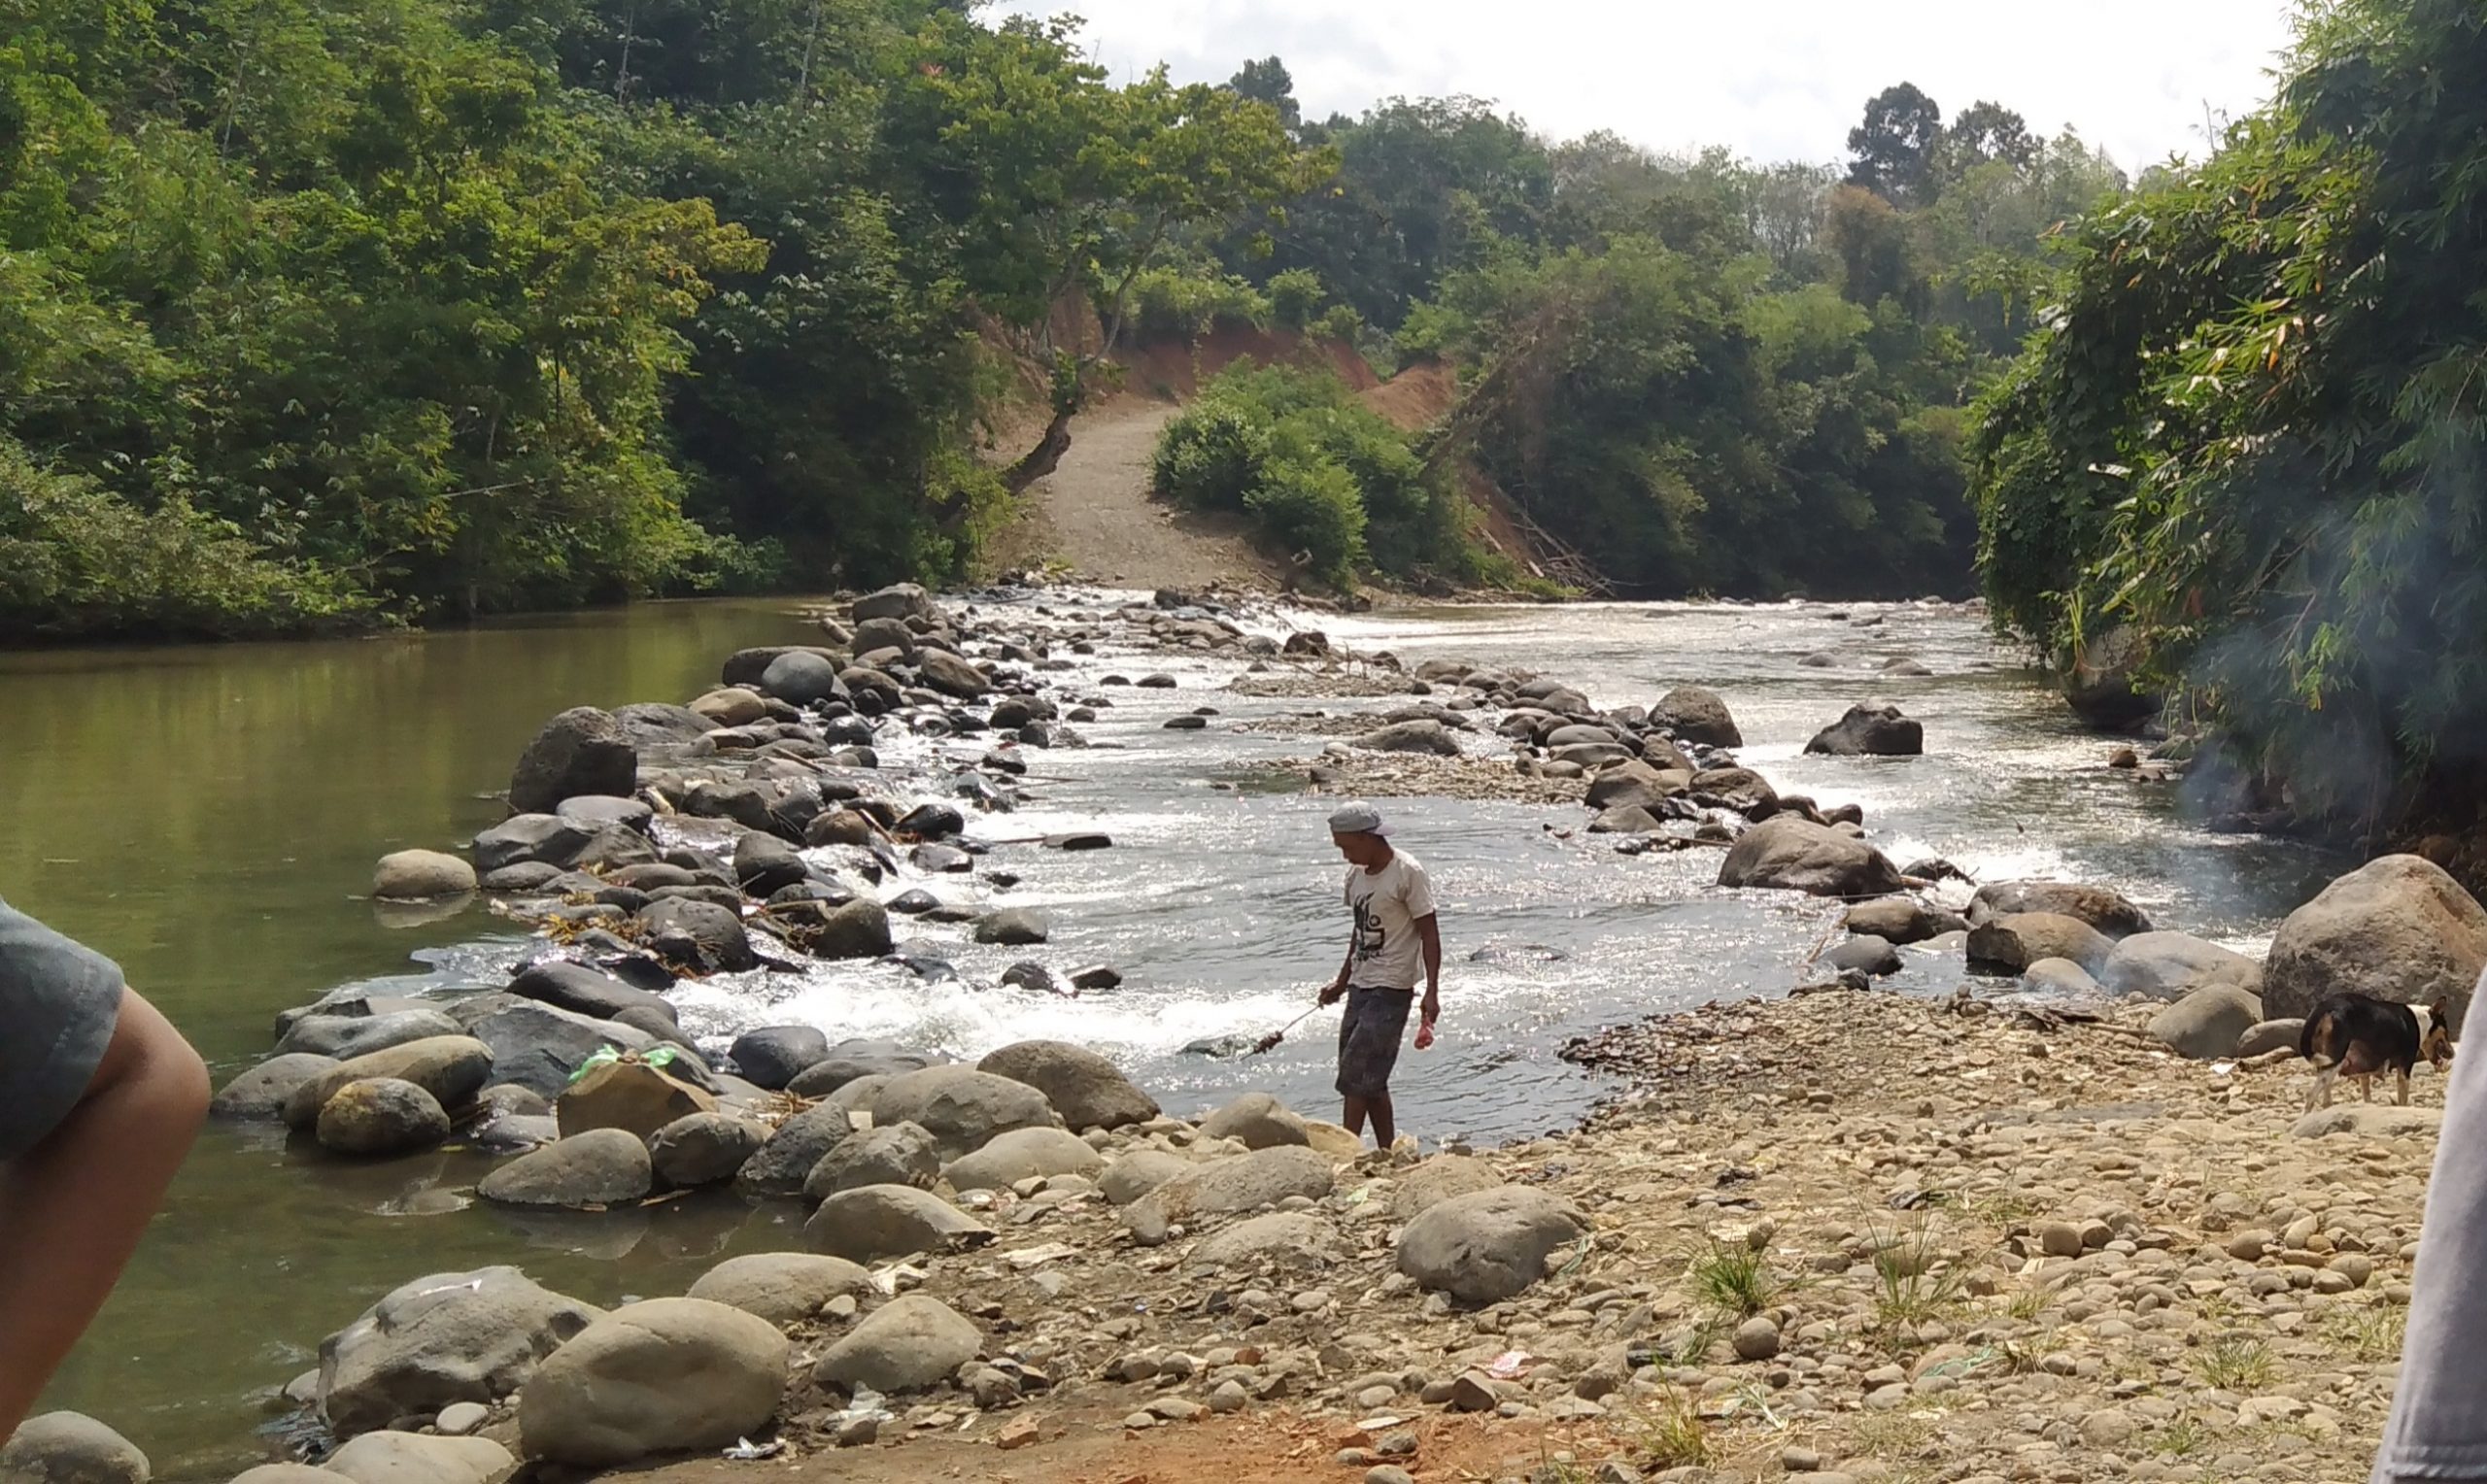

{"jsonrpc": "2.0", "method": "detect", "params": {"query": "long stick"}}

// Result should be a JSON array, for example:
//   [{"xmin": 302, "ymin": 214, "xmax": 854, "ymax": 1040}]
[{"xmin": 1251, "ymin": 1001, "xmax": 1323, "ymax": 1056}]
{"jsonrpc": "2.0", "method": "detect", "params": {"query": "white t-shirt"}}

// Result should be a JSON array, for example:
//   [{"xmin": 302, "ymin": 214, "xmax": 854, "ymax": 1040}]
[{"xmin": 1344, "ymin": 849, "xmax": 1437, "ymax": 991}]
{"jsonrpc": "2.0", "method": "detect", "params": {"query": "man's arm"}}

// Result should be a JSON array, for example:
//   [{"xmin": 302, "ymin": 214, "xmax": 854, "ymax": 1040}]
[
  {"xmin": 1319, "ymin": 940, "xmax": 1354, "ymax": 1005},
  {"xmin": 1416, "ymin": 913, "xmax": 1442, "ymax": 1025}
]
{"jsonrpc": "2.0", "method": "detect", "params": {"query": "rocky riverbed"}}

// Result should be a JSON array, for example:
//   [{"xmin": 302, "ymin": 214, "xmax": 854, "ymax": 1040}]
[{"xmin": 10, "ymin": 580, "xmax": 2479, "ymax": 1484}]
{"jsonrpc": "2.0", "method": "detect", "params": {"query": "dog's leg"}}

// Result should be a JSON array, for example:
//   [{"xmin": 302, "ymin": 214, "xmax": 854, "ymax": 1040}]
[
  {"xmin": 2307, "ymin": 1063, "xmax": 2335, "ymax": 1112},
  {"xmin": 2399, "ymin": 1067, "xmax": 2412, "ymax": 1106}
]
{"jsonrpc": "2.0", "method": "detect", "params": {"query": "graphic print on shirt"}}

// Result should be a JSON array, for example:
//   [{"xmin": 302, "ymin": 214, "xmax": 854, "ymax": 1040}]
[{"xmin": 1351, "ymin": 895, "xmax": 1386, "ymax": 971}]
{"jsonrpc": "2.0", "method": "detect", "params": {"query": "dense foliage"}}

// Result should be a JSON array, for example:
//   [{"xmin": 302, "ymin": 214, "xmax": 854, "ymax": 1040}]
[
  {"xmin": 1969, "ymin": 0, "xmax": 2487, "ymax": 827},
  {"xmin": 1151, "ymin": 364, "xmax": 1494, "ymax": 590},
  {"xmin": 0, "ymin": 0, "xmax": 1315, "ymax": 638},
  {"xmin": 1193, "ymin": 65, "xmax": 2125, "ymax": 597}
]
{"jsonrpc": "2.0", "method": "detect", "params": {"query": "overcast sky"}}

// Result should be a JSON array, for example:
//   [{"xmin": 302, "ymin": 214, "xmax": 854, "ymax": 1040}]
[{"xmin": 990, "ymin": 1, "xmax": 2302, "ymax": 176}]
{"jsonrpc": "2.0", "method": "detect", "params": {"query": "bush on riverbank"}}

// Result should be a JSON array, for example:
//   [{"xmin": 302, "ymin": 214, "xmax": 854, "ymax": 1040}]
[{"xmin": 1150, "ymin": 366, "xmax": 1497, "ymax": 589}]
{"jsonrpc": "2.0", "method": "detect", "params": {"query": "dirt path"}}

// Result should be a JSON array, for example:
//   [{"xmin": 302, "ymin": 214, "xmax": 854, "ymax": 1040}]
[{"xmin": 995, "ymin": 398, "xmax": 1278, "ymax": 590}]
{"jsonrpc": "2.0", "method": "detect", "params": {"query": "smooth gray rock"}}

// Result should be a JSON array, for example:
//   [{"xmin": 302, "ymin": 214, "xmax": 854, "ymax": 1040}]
[
  {"xmin": 2096, "ymin": 931, "xmax": 2262, "ymax": 1000},
  {"xmin": 1804, "ymin": 700, "xmax": 1923, "ymax": 757},
  {"xmin": 323, "ymin": 1432, "xmax": 512, "ymax": 1484},
  {"xmin": 727, "ymin": 1026, "xmax": 831, "ymax": 1091},
  {"xmin": 940, "ymin": 1127, "xmax": 1106, "ymax": 1192},
  {"xmin": 802, "ymin": 1184, "xmax": 994, "ymax": 1265},
  {"xmin": 518, "ymin": 1298, "xmax": 788, "ymax": 1467},
  {"xmin": 686, "ymin": 1253, "xmax": 874, "ymax": 1329},
  {"xmin": 2262, "ymin": 854, "xmax": 2487, "ymax": 1024},
  {"xmin": 868, "ymin": 1066, "xmax": 1060, "ymax": 1159},
  {"xmin": 975, "ymin": 1040, "xmax": 1160, "ymax": 1130},
  {"xmin": 1967, "ymin": 881, "xmax": 2153, "ymax": 938},
  {"xmin": 212, "ymin": 1053, "xmax": 341, "ymax": 1122},
  {"xmin": 372, "ymin": 851, "xmax": 477, "ymax": 902},
  {"xmin": 1124, "ymin": 1145, "xmax": 1338, "ymax": 1245},
  {"xmin": 475, "ymin": 1130, "xmax": 652, "ymax": 1209},
  {"xmin": 802, "ymin": 1122, "xmax": 942, "ymax": 1199},
  {"xmin": 319, "ymin": 1266, "xmax": 603, "ymax": 1437},
  {"xmin": 277, "ymin": 1009, "xmax": 464, "ymax": 1062},
  {"xmin": 1396, "ymin": 1186, "xmax": 1591, "ymax": 1303},
  {"xmin": 315, "ymin": 1078, "xmax": 452, "ymax": 1158},
  {"xmin": 1199, "ymin": 1092, "xmax": 1312, "ymax": 1150},
  {"xmin": 811, "ymin": 1295, "xmax": 979, "ymax": 1393},
  {"xmin": 2149, "ymin": 985, "xmax": 2266, "ymax": 1061},
  {"xmin": 647, "ymin": 1112, "xmax": 765, "ymax": 1189},
  {"xmin": 0, "ymin": 1412, "xmax": 149, "ymax": 1484},
  {"xmin": 509, "ymin": 707, "xmax": 637, "ymax": 816},
  {"xmin": 1717, "ymin": 816, "xmax": 1903, "ymax": 897},
  {"xmin": 284, "ymin": 1038, "xmax": 495, "ymax": 1130}
]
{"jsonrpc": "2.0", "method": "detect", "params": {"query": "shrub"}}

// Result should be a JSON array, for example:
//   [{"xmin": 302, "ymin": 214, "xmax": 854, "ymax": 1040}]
[
  {"xmin": 1127, "ymin": 268, "xmax": 1273, "ymax": 344},
  {"xmin": 1244, "ymin": 449, "xmax": 1367, "ymax": 584},
  {"xmin": 1392, "ymin": 300, "xmax": 1462, "ymax": 365},
  {"xmin": 1268, "ymin": 268, "xmax": 1325, "ymax": 329},
  {"xmin": 1313, "ymin": 302, "xmax": 1367, "ymax": 345}
]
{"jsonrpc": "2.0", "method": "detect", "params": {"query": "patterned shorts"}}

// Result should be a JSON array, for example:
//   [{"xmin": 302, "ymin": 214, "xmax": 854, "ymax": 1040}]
[{"xmin": 1335, "ymin": 986, "xmax": 1415, "ymax": 1098}]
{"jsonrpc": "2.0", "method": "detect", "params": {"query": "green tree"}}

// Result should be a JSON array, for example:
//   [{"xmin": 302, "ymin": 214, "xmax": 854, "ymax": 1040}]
[{"xmin": 1847, "ymin": 82, "xmax": 1945, "ymax": 209}]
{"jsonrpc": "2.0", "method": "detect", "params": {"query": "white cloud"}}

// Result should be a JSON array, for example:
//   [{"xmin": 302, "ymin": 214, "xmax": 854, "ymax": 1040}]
[{"xmin": 989, "ymin": 0, "xmax": 2300, "ymax": 176}]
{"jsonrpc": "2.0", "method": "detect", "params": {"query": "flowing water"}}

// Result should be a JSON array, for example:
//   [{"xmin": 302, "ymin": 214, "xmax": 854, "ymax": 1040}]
[{"xmin": 0, "ymin": 595, "xmax": 2348, "ymax": 1476}]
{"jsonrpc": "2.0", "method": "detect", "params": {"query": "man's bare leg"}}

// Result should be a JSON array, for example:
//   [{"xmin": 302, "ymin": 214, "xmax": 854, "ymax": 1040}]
[
  {"xmin": 1342, "ymin": 1095, "xmax": 1370, "ymax": 1140},
  {"xmin": 1366, "ymin": 1092, "xmax": 1394, "ymax": 1150},
  {"xmin": 0, "ymin": 989, "xmax": 209, "ymax": 1437}
]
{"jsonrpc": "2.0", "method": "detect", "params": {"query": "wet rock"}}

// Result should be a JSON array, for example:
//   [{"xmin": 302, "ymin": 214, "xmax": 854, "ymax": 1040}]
[
  {"xmin": 285, "ymin": 1038, "xmax": 495, "ymax": 1130},
  {"xmin": 802, "ymin": 1122, "xmax": 942, "ymax": 1199},
  {"xmin": 786, "ymin": 1040, "xmax": 944, "ymax": 1096},
  {"xmin": 648, "ymin": 1112, "xmax": 765, "ymax": 1188},
  {"xmin": 471, "ymin": 814, "xmax": 592, "ymax": 873},
  {"xmin": 634, "ymin": 898, "xmax": 755, "ymax": 974},
  {"xmin": 1842, "ymin": 897, "xmax": 1942, "ymax": 945},
  {"xmin": 2148, "ymin": 985, "xmax": 2266, "ymax": 1060},
  {"xmin": 319, "ymin": 1265, "xmax": 603, "ymax": 1437},
  {"xmin": 556, "ymin": 794, "xmax": 655, "ymax": 836},
  {"xmin": 464, "ymin": 1001, "xmax": 669, "ymax": 1102},
  {"xmin": 918, "ymin": 649, "xmax": 991, "ymax": 699},
  {"xmin": 476, "ymin": 1129, "xmax": 653, "ymax": 1208},
  {"xmin": 2021, "ymin": 958, "xmax": 2100, "ymax": 997},
  {"xmin": 727, "ymin": 1026, "xmax": 830, "ymax": 1091},
  {"xmin": 787, "ymin": 899, "xmax": 893, "ymax": 962},
  {"xmin": 1588, "ymin": 805, "xmax": 1662, "ymax": 834},
  {"xmin": 851, "ymin": 583, "xmax": 936, "ymax": 624},
  {"xmin": 2062, "ymin": 624, "xmax": 2160, "ymax": 727},
  {"xmin": 732, "ymin": 833, "xmax": 808, "ymax": 896},
  {"xmin": 316, "ymin": 1078, "xmax": 452, "ymax": 1158},
  {"xmin": 509, "ymin": 707, "xmax": 637, "ymax": 816},
  {"xmin": 686, "ymin": 1253, "xmax": 874, "ymax": 1329},
  {"xmin": 0, "ymin": 1413, "xmax": 149, "ymax": 1484},
  {"xmin": 1689, "ymin": 766, "xmax": 1779, "ymax": 816},
  {"xmin": 372, "ymin": 851, "xmax": 477, "ymax": 902},
  {"xmin": 1718, "ymin": 817, "xmax": 1903, "ymax": 897},
  {"xmin": 1354, "ymin": 721, "xmax": 1462, "ymax": 756},
  {"xmin": 2262, "ymin": 854, "xmax": 2487, "ymax": 1023},
  {"xmin": 1396, "ymin": 1186, "xmax": 1590, "ymax": 1303},
  {"xmin": 897, "ymin": 802, "xmax": 965, "ymax": 837},
  {"xmin": 519, "ymin": 1298, "xmax": 788, "ymax": 1466},
  {"xmin": 1826, "ymin": 934, "xmax": 1901, "ymax": 977},
  {"xmin": 213, "ymin": 1053, "xmax": 341, "ymax": 1121},
  {"xmin": 977, "ymin": 1040, "xmax": 1161, "ymax": 1130},
  {"xmin": 909, "ymin": 842, "xmax": 973, "ymax": 873},
  {"xmin": 805, "ymin": 810, "xmax": 878, "ymax": 848},
  {"xmin": 277, "ymin": 1009, "xmax": 464, "ymax": 1062},
  {"xmin": 2097, "ymin": 931, "xmax": 2262, "ymax": 999},
  {"xmin": 1804, "ymin": 700, "xmax": 1923, "ymax": 757},
  {"xmin": 942, "ymin": 1127, "xmax": 1107, "ymax": 1191},
  {"xmin": 1966, "ymin": 913, "xmax": 2115, "ymax": 974},
  {"xmin": 1651, "ymin": 687, "xmax": 1743, "ymax": 748},
  {"xmin": 1967, "ymin": 881, "xmax": 2153, "ymax": 939},
  {"xmin": 509, "ymin": 960, "xmax": 677, "ymax": 1027},
  {"xmin": 1125, "ymin": 1146, "xmax": 1338, "ymax": 1245},
  {"xmin": 1200, "ymin": 1092, "xmax": 1312, "ymax": 1150},
  {"xmin": 737, "ymin": 1103, "xmax": 868, "ymax": 1197},
  {"xmin": 759, "ymin": 652, "xmax": 843, "ymax": 707},
  {"xmin": 1585, "ymin": 759, "xmax": 1691, "ymax": 813},
  {"xmin": 869, "ymin": 1066, "xmax": 1060, "ymax": 1159},
  {"xmin": 690, "ymin": 688, "xmax": 767, "ymax": 726},
  {"xmin": 802, "ymin": 1184, "xmax": 994, "ymax": 1264},
  {"xmin": 1163, "ymin": 715, "xmax": 1208, "ymax": 731},
  {"xmin": 1101, "ymin": 1149, "xmax": 1192, "ymax": 1205},
  {"xmin": 973, "ymin": 908, "xmax": 1048, "ymax": 946},
  {"xmin": 324, "ymin": 1432, "xmax": 512, "ymax": 1484},
  {"xmin": 812, "ymin": 1295, "xmax": 980, "ymax": 1394}
]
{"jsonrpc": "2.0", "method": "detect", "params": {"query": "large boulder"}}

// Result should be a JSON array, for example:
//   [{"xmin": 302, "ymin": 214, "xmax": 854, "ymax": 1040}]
[
  {"xmin": 276, "ymin": 1009, "xmax": 464, "ymax": 1062},
  {"xmin": 475, "ymin": 1129, "xmax": 653, "ymax": 1209},
  {"xmin": 1585, "ymin": 759, "xmax": 1691, "ymax": 813},
  {"xmin": 555, "ymin": 1058, "xmax": 714, "ymax": 1141},
  {"xmin": 0, "ymin": 1413, "xmax": 149, "ymax": 1484},
  {"xmin": 1353, "ymin": 721, "xmax": 1461, "ymax": 757},
  {"xmin": 975, "ymin": 1040, "xmax": 1160, "ymax": 1130},
  {"xmin": 285, "ymin": 1038, "xmax": 495, "ymax": 1130},
  {"xmin": 2261, "ymin": 855, "xmax": 2487, "ymax": 1026},
  {"xmin": 803, "ymin": 1184, "xmax": 994, "ymax": 1265},
  {"xmin": 917, "ymin": 649, "xmax": 991, "ymax": 699},
  {"xmin": 613, "ymin": 702, "xmax": 718, "ymax": 749},
  {"xmin": 686, "ymin": 1253, "xmax": 874, "ymax": 1329},
  {"xmin": 1100, "ymin": 1149, "xmax": 1192, "ymax": 1205},
  {"xmin": 802, "ymin": 1123, "xmax": 943, "ymax": 1199},
  {"xmin": 973, "ymin": 908, "xmax": 1049, "ymax": 946},
  {"xmin": 728, "ymin": 1026, "xmax": 831, "ymax": 1091},
  {"xmin": 737, "ymin": 1103, "xmax": 869, "ymax": 1197},
  {"xmin": 2148, "ymin": 985, "xmax": 2266, "ymax": 1061},
  {"xmin": 648, "ymin": 1112, "xmax": 765, "ymax": 1189},
  {"xmin": 1198, "ymin": 1092, "xmax": 1312, "ymax": 1150},
  {"xmin": 373, "ymin": 850, "xmax": 477, "ymax": 902},
  {"xmin": 786, "ymin": 1040, "xmax": 943, "ymax": 1096},
  {"xmin": 1397, "ymin": 1186, "xmax": 1591, "ymax": 1304},
  {"xmin": 811, "ymin": 1295, "xmax": 979, "ymax": 1394},
  {"xmin": 465, "ymin": 1001, "xmax": 664, "ymax": 1102},
  {"xmin": 212, "ymin": 1053, "xmax": 341, "ymax": 1121},
  {"xmin": 1968, "ymin": 881, "xmax": 2154, "ymax": 939},
  {"xmin": 1842, "ymin": 897, "xmax": 1945, "ymax": 946},
  {"xmin": 1192, "ymin": 1211, "xmax": 1344, "ymax": 1271},
  {"xmin": 1651, "ymin": 687, "xmax": 1743, "ymax": 748},
  {"xmin": 509, "ymin": 960, "xmax": 677, "ymax": 1027},
  {"xmin": 1123, "ymin": 1146, "xmax": 1338, "ymax": 1246},
  {"xmin": 320, "ymin": 1266, "xmax": 603, "ymax": 1437},
  {"xmin": 518, "ymin": 1298, "xmax": 788, "ymax": 1467},
  {"xmin": 316, "ymin": 1079, "xmax": 452, "ymax": 1158},
  {"xmin": 851, "ymin": 583, "xmax": 937, "ymax": 624},
  {"xmin": 869, "ymin": 1066, "xmax": 1060, "ymax": 1159},
  {"xmin": 1389, "ymin": 1154, "xmax": 1508, "ymax": 1220},
  {"xmin": 758, "ymin": 651, "xmax": 842, "ymax": 707},
  {"xmin": 634, "ymin": 898, "xmax": 755, "ymax": 974},
  {"xmin": 690, "ymin": 688, "xmax": 768, "ymax": 727},
  {"xmin": 1965, "ymin": 913, "xmax": 2115, "ymax": 975},
  {"xmin": 2061, "ymin": 624, "xmax": 2161, "ymax": 727},
  {"xmin": 470, "ymin": 814, "xmax": 592, "ymax": 874},
  {"xmin": 1717, "ymin": 817, "xmax": 1903, "ymax": 897},
  {"xmin": 509, "ymin": 707, "xmax": 637, "ymax": 816},
  {"xmin": 787, "ymin": 899, "xmax": 892, "ymax": 961},
  {"xmin": 941, "ymin": 1127, "xmax": 1106, "ymax": 1192},
  {"xmin": 1689, "ymin": 766, "xmax": 1778, "ymax": 816},
  {"xmin": 1803, "ymin": 701, "xmax": 1923, "ymax": 757},
  {"xmin": 2097, "ymin": 931, "xmax": 2263, "ymax": 1000},
  {"xmin": 324, "ymin": 1433, "xmax": 512, "ymax": 1484}
]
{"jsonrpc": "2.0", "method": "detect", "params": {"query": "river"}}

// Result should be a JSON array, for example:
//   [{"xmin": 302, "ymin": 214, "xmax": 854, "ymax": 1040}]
[{"xmin": 0, "ymin": 594, "xmax": 2346, "ymax": 1477}]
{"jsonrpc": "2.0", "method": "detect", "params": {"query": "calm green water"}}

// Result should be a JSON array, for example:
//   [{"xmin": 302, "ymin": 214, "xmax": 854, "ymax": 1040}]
[{"xmin": 1, "ymin": 602, "xmax": 826, "ymax": 1476}]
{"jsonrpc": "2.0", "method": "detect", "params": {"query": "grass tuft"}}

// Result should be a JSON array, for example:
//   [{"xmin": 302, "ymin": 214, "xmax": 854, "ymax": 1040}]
[
  {"xmin": 2194, "ymin": 1334, "xmax": 2276, "ymax": 1391},
  {"xmin": 1686, "ymin": 1238, "xmax": 1780, "ymax": 1317}
]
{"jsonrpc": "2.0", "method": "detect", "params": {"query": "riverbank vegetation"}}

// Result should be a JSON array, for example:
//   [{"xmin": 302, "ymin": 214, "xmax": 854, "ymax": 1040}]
[
  {"xmin": 1967, "ymin": 0, "xmax": 2487, "ymax": 842},
  {"xmin": 5, "ymin": 0, "xmax": 2130, "ymax": 637}
]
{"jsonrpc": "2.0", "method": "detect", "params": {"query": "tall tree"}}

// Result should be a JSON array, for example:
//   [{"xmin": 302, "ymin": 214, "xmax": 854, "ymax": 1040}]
[
  {"xmin": 1846, "ymin": 82, "xmax": 1945, "ymax": 208},
  {"xmin": 1227, "ymin": 54, "xmax": 1300, "ymax": 133}
]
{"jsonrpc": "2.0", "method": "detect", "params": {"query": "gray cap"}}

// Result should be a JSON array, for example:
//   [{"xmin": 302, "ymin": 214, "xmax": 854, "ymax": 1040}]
[{"xmin": 1327, "ymin": 802, "xmax": 1390, "ymax": 837}]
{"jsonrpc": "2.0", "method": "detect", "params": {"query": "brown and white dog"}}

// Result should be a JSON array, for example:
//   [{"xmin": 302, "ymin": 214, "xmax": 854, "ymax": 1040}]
[{"xmin": 2299, "ymin": 993, "xmax": 2454, "ymax": 1111}]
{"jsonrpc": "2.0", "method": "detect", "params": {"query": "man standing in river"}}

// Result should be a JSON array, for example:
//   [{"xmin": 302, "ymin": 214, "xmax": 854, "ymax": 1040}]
[{"xmin": 1317, "ymin": 803, "xmax": 1441, "ymax": 1150}]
